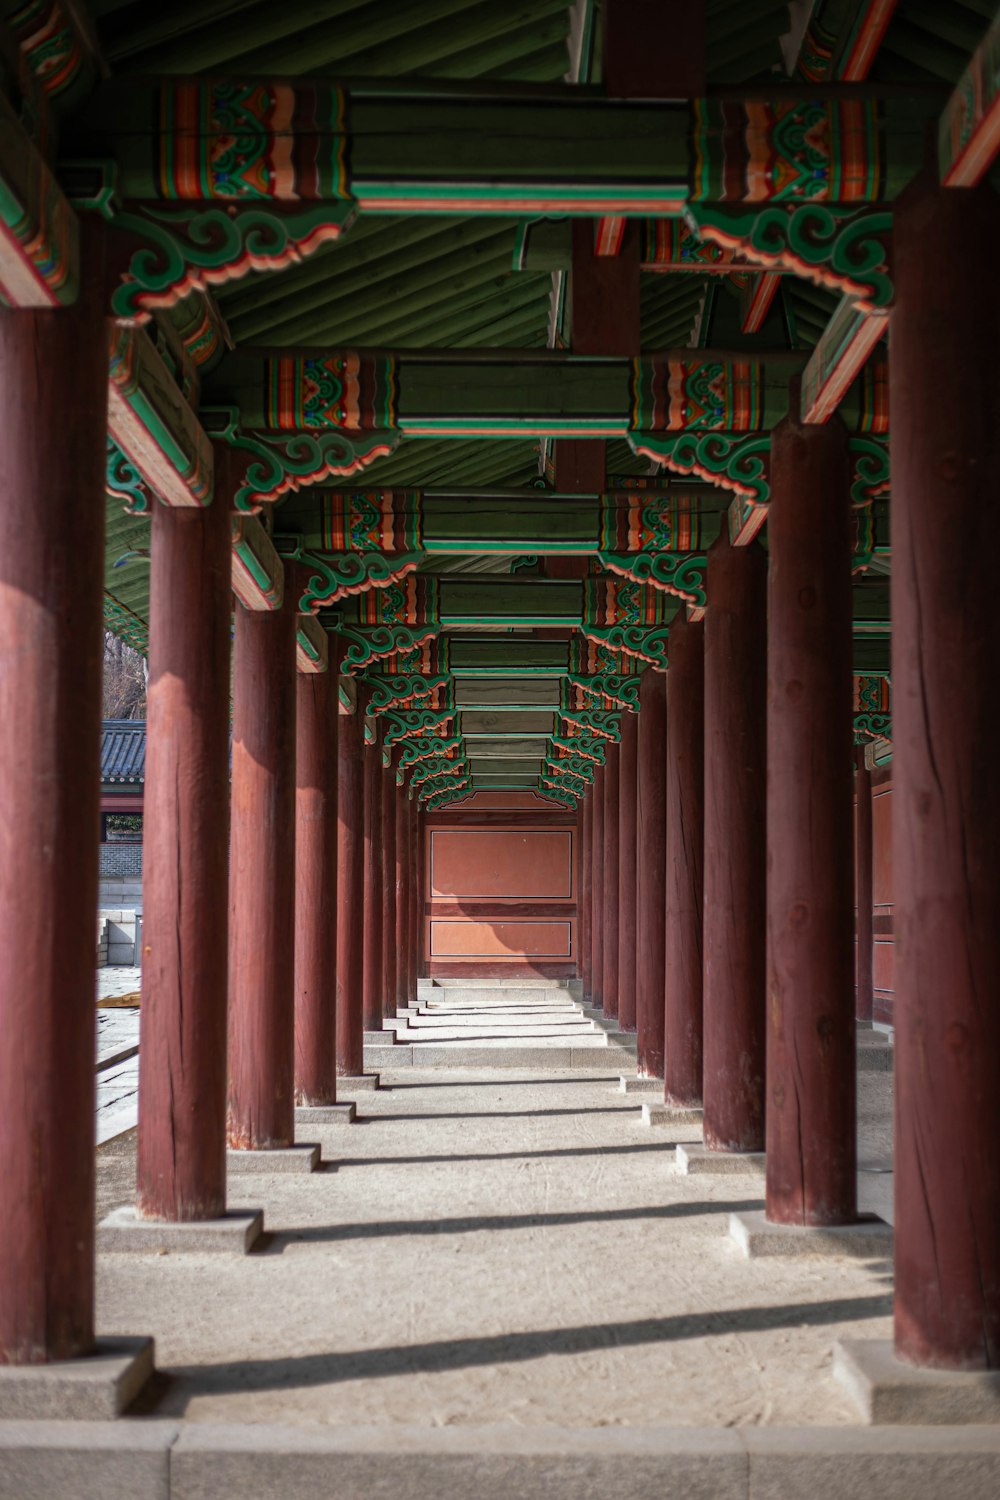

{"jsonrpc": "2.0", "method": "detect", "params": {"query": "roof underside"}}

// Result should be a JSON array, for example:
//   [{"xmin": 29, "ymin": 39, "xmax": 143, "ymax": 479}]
[{"xmin": 76, "ymin": 0, "xmax": 994, "ymax": 791}]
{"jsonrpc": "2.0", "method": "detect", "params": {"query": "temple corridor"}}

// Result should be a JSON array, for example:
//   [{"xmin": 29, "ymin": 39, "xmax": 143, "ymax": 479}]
[{"xmin": 95, "ymin": 983, "xmax": 895, "ymax": 1431}]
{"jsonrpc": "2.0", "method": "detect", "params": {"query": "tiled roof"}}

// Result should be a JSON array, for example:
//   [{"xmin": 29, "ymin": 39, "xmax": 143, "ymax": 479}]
[{"xmin": 101, "ymin": 720, "xmax": 146, "ymax": 784}]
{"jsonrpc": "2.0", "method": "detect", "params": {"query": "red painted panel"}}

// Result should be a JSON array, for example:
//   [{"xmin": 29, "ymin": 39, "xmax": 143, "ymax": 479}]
[
  {"xmin": 872, "ymin": 781, "xmax": 893, "ymax": 907},
  {"xmin": 429, "ymin": 829, "xmax": 573, "ymax": 901},
  {"xmin": 429, "ymin": 919, "xmax": 573, "ymax": 959},
  {"xmin": 874, "ymin": 940, "xmax": 895, "ymax": 992}
]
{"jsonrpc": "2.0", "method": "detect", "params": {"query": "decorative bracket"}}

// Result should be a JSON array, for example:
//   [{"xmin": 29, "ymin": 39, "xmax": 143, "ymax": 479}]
[
  {"xmin": 203, "ymin": 407, "xmax": 399, "ymax": 511},
  {"xmin": 338, "ymin": 624, "xmax": 440, "ymax": 674},
  {"xmin": 277, "ymin": 546, "xmax": 422, "ymax": 610}
]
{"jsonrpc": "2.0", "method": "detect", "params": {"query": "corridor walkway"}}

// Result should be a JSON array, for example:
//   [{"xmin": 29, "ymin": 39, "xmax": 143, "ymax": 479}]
[{"xmin": 97, "ymin": 983, "xmax": 895, "ymax": 1431}]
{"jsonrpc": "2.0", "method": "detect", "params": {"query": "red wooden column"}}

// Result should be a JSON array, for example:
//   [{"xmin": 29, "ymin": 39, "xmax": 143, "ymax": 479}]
[
  {"xmin": 336, "ymin": 685, "xmax": 365, "ymax": 1077},
  {"xmin": 580, "ymin": 792, "xmax": 593, "ymax": 997},
  {"xmin": 636, "ymin": 669, "xmax": 667, "ymax": 1079},
  {"xmin": 590, "ymin": 766, "xmax": 605, "ymax": 1008},
  {"xmin": 395, "ymin": 783, "xmax": 409, "ymax": 1006},
  {"xmin": 410, "ymin": 796, "xmax": 422, "ymax": 990},
  {"xmin": 765, "ymin": 407, "xmax": 855, "ymax": 1226},
  {"xmin": 664, "ymin": 615, "xmax": 705, "ymax": 1109},
  {"xmin": 0, "ymin": 245, "xmax": 106, "ymax": 1362},
  {"xmin": 380, "ymin": 752, "xmax": 397, "ymax": 1018},
  {"xmin": 891, "ymin": 177, "xmax": 1000, "ymax": 1369},
  {"xmin": 362, "ymin": 716, "xmax": 384, "ymax": 1031},
  {"xmin": 617, "ymin": 709, "xmax": 639, "ymax": 1031},
  {"xmin": 853, "ymin": 746, "xmax": 874, "ymax": 1024},
  {"xmin": 228, "ymin": 575, "xmax": 298, "ymax": 1150},
  {"xmin": 601, "ymin": 743, "xmax": 621, "ymax": 1018},
  {"xmin": 702, "ymin": 536, "xmax": 766, "ymax": 1152},
  {"xmin": 136, "ymin": 453, "xmax": 232, "ymax": 1217},
  {"xmin": 293, "ymin": 636, "xmax": 341, "ymax": 1107}
]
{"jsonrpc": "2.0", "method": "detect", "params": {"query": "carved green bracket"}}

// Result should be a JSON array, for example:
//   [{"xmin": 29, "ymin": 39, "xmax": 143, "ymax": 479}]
[
  {"xmin": 853, "ymin": 672, "xmax": 891, "ymax": 742},
  {"xmin": 564, "ymin": 674, "xmax": 641, "ymax": 711},
  {"xmin": 339, "ymin": 625, "xmax": 440, "ymax": 674},
  {"xmin": 397, "ymin": 734, "xmax": 464, "ymax": 772},
  {"xmin": 276, "ymin": 543, "xmax": 422, "ymax": 610},
  {"xmin": 423, "ymin": 778, "xmax": 472, "ymax": 809},
  {"xmin": 366, "ymin": 674, "xmax": 451, "ymax": 713},
  {"xmin": 109, "ymin": 202, "xmax": 356, "ymax": 322},
  {"xmin": 106, "ymin": 437, "xmax": 151, "ymax": 515},
  {"xmin": 685, "ymin": 203, "xmax": 893, "ymax": 313},
  {"xmin": 412, "ymin": 758, "xmax": 471, "ymax": 791},
  {"xmin": 538, "ymin": 780, "xmax": 579, "ymax": 807},
  {"xmin": 558, "ymin": 708, "xmax": 622, "ymax": 742},
  {"xmin": 629, "ymin": 431, "xmax": 772, "ymax": 507},
  {"xmin": 382, "ymin": 706, "xmax": 456, "ymax": 745},
  {"xmin": 578, "ymin": 623, "xmax": 671, "ymax": 670},
  {"xmin": 540, "ymin": 769, "xmax": 588, "ymax": 797},
  {"xmin": 203, "ymin": 405, "xmax": 399, "ymax": 512},
  {"xmin": 597, "ymin": 550, "xmax": 707, "ymax": 609},
  {"xmin": 544, "ymin": 753, "xmax": 596, "ymax": 783},
  {"xmin": 548, "ymin": 734, "xmax": 606, "ymax": 765}
]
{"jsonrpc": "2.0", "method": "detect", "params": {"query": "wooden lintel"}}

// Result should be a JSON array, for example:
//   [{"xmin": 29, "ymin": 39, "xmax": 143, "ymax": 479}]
[
  {"xmin": 739, "ymin": 272, "xmax": 782, "ymax": 334},
  {"xmin": 0, "ymin": 88, "xmax": 78, "ymax": 306},
  {"xmin": 107, "ymin": 322, "xmax": 214, "ymax": 507},
  {"xmin": 296, "ymin": 614, "xmax": 329, "ymax": 673},
  {"xmin": 231, "ymin": 514, "xmax": 283, "ymax": 612},
  {"xmin": 939, "ymin": 7, "xmax": 1000, "ymax": 187},
  {"xmin": 800, "ymin": 298, "xmax": 888, "ymax": 425}
]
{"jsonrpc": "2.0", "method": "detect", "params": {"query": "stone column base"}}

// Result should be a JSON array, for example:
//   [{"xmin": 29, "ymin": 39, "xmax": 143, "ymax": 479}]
[
  {"xmin": 0, "ymin": 1337, "xmax": 153, "ymax": 1420},
  {"xmin": 676, "ymin": 1145, "xmax": 765, "ymax": 1177},
  {"xmin": 99, "ymin": 1206, "xmax": 263, "ymax": 1254},
  {"xmin": 227, "ymin": 1144, "xmax": 320, "ymax": 1174},
  {"xmin": 834, "ymin": 1339, "xmax": 1000, "ymax": 1424},
  {"xmin": 618, "ymin": 1075, "xmax": 663, "ymax": 1094},
  {"xmin": 730, "ymin": 1210, "xmax": 892, "ymax": 1259},
  {"xmin": 640, "ymin": 1102, "xmax": 704, "ymax": 1130},
  {"xmin": 295, "ymin": 1103, "xmax": 357, "ymax": 1124}
]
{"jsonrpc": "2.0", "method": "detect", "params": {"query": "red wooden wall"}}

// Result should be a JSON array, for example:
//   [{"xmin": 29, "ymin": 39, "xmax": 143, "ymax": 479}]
[{"xmin": 423, "ymin": 791, "xmax": 578, "ymax": 977}]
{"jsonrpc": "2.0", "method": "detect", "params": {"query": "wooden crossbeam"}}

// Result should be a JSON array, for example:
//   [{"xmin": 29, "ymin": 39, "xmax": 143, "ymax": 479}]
[
  {"xmin": 939, "ymin": 6, "xmax": 1000, "ymax": 187},
  {"xmin": 800, "ymin": 300, "xmax": 888, "ymax": 424},
  {"xmin": 107, "ymin": 323, "xmax": 213, "ymax": 508},
  {"xmin": 0, "ymin": 87, "xmax": 78, "ymax": 306}
]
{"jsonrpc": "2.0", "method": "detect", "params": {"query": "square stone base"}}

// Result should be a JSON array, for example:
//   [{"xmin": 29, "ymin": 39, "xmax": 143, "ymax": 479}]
[
  {"xmin": 834, "ymin": 1338, "xmax": 1000, "ymax": 1424},
  {"xmin": 99, "ymin": 1205, "xmax": 264, "ymax": 1253},
  {"xmin": 336, "ymin": 1073, "xmax": 381, "ymax": 1092},
  {"xmin": 641, "ymin": 1102, "xmax": 704, "ymax": 1129},
  {"xmin": 295, "ymin": 1102, "xmax": 357, "ymax": 1125},
  {"xmin": 227, "ymin": 1144, "xmax": 320, "ymax": 1174},
  {"xmin": 618, "ymin": 1075, "xmax": 663, "ymax": 1095},
  {"xmin": 730, "ymin": 1209, "xmax": 893, "ymax": 1259},
  {"xmin": 0, "ymin": 1336, "xmax": 154, "ymax": 1420},
  {"xmin": 676, "ymin": 1144, "xmax": 765, "ymax": 1176},
  {"xmin": 364, "ymin": 1029, "xmax": 397, "ymax": 1046}
]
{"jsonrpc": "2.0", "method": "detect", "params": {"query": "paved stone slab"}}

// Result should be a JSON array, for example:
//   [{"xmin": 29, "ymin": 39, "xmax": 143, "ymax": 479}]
[
  {"xmin": 335, "ymin": 1074, "xmax": 381, "ymax": 1092},
  {"xmin": 0, "ymin": 1338, "xmax": 154, "ymax": 1421},
  {"xmin": 730, "ymin": 1210, "xmax": 893, "ymax": 1260},
  {"xmin": 170, "ymin": 1423, "xmax": 747, "ymax": 1500},
  {"xmin": 641, "ymin": 1102, "xmax": 704, "ymax": 1129},
  {"xmin": 744, "ymin": 1425, "xmax": 1000, "ymax": 1499},
  {"xmin": 98, "ymin": 1207, "xmax": 264, "ymax": 1255},
  {"xmin": 226, "ymin": 1145, "xmax": 320, "ymax": 1174},
  {"xmin": 0, "ymin": 1419, "xmax": 175, "ymax": 1500},
  {"xmin": 294, "ymin": 1103, "xmax": 357, "ymax": 1124},
  {"xmin": 618, "ymin": 1075, "xmax": 664, "ymax": 1094},
  {"xmin": 834, "ymin": 1338, "xmax": 1000, "ymax": 1424},
  {"xmin": 676, "ymin": 1145, "xmax": 766, "ymax": 1177}
]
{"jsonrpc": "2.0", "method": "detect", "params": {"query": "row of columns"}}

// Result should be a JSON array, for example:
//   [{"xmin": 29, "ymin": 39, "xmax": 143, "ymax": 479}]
[
  {"xmin": 0, "ymin": 265, "xmax": 423, "ymax": 1361},
  {"xmin": 576, "ymin": 177, "xmax": 1000, "ymax": 1374}
]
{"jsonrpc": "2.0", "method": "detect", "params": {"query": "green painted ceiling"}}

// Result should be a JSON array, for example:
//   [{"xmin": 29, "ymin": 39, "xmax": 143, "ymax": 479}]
[{"xmin": 72, "ymin": 0, "xmax": 992, "ymax": 790}]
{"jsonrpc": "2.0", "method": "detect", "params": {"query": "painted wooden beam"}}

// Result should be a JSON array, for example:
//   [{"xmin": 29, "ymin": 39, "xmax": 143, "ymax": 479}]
[
  {"xmin": 230, "ymin": 514, "xmax": 283, "ymax": 612},
  {"xmin": 738, "ymin": 272, "xmax": 782, "ymax": 335},
  {"xmin": 939, "ymin": 6, "xmax": 1000, "ymax": 188},
  {"xmin": 0, "ymin": 86, "xmax": 78, "ymax": 306},
  {"xmin": 7, "ymin": 0, "xmax": 105, "ymax": 109},
  {"xmin": 296, "ymin": 614, "xmax": 328, "ymax": 674},
  {"xmin": 800, "ymin": 300, "xmax": 888, "ymax": 424},
  {"xmin": 795, "ymin": 0, "xmax": 900, "ymax": 83},
  {"xmin": 107, "ymin": 323, "xmax": 213, "ymax": 508},
  {"xmin": 595, "ymin": 216, "xmax": 626, "ymax": 256}
]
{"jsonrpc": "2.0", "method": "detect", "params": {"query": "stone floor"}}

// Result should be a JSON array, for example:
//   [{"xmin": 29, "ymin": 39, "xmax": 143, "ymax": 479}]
[{"xmin": 94, "ymin": 984, "xmax": 896, "ymax": 1431}]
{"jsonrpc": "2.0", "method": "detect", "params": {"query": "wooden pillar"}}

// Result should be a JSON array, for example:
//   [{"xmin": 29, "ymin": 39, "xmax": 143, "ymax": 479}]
[
  {"xmin": 380, "ymin": 752, "xmax": 397, "ymax": 1019},
  {"xmin": 336, "ymin": 687, "xmax": 364, "ymax": 1076},
  {"xmin": 891, "ymin": 177, "xmax": 1000, "ymax": 1370},
  {"xmin": 617, "ymin": 710, "xmax": 639, "ymax": 1031},
  {"xmin": 664, "ymin": 615, "xmax": 705, "ymax": 1109},
  {"xmin": 590, "ymin": 766, "xmax": 605, "ymax": 1006},
  {"xmin": 411, "ymin": 797, "xmax": 423, "ymax": 986},
  {"xmin": 853, "ymin": 746, "xmax": 874, "ymax": 1024},
  {"xmin": 293, "ymin": 636, "xmax": 341, "ymax": 1107},
  {"xmin": 702, "ymin": 536, "xmax": 767, "ymax": 1152},
  {"xmin": 603, "ymin": 0, "xmax": 704, "ymax": 97},
  {"xmin": 228, "ymin": 579, "xmax": 298, "ymax": 1150},
  {"xmin": 395, "ymin": 782, "xmax": 409, "ymax": 1006},
  {"xmin": 765, "ymin": 407, "xmax": 855, "ymax": 1226},
  {"xmin": 636, "ymin": 669, "xmax": 667, "ymax": 1079},
  {"xmin": 137, "ymin": 455, "xmax": 232, "ymax": 1218},
  {"xmin": 362, "ymin": 716, "xmax": 383, "ymax": 1031},
  {"xmin": 580, "ymin": 792, "xmax": 593, "ymax": 994},
  {"xmin": 601, "ymin": 744, "xmax": 621, "ymax": 1018},
  {"xmin": 0, "ymin": 239, "xmax": 106, "ymax": 1362}
]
